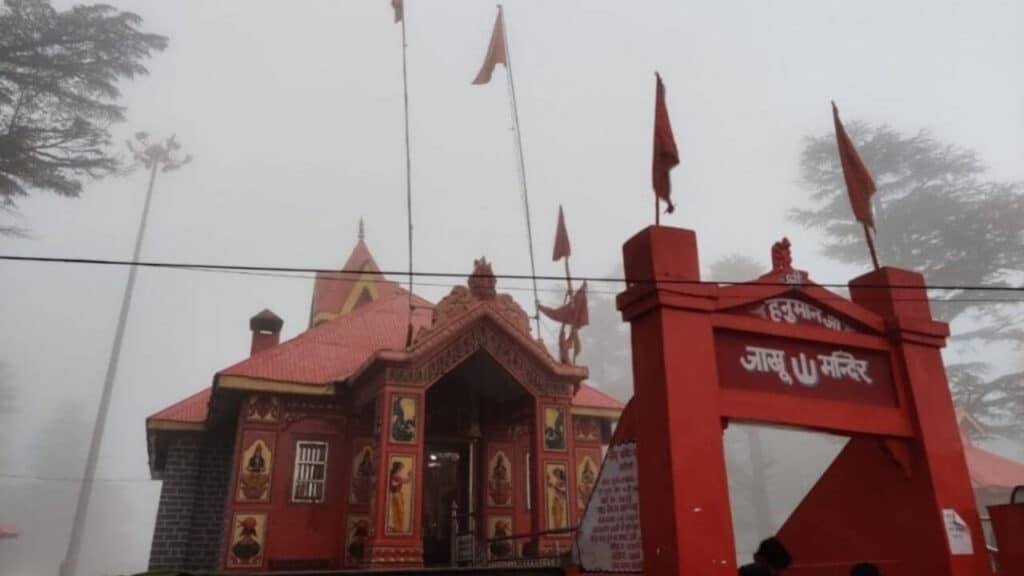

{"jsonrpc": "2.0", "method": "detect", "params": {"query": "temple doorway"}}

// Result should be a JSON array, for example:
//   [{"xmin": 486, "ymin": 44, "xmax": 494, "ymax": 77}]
[
  {"xmin": 422, "ymin": 350, "xmax": 535, "ymax": 566},
  {"xmin": 422, "ymin": 442, "xmax": 470, "ymax": 565}
]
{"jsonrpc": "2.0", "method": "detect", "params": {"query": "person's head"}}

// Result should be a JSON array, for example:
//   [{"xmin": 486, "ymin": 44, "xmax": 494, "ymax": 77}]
[
  {"xmin": 851, "ymin": 563, "xmax": 880, "ymax": 576},
  {"xmin": 753, "ymin": 537, "xmax": 791, "ymax": 574}
]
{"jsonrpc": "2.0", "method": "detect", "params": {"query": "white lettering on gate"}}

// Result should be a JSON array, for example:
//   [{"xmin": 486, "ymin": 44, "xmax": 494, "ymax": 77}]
[
  {"xmin": 751, "ymin": 298, "xmax": 851, "ymax": 332},
  {"xmin": 817, "ymin": 351, "xmax": 873, "ymax": 384},
  {"xmin": 740, "ymin": 346, "xmax": 873, "ymax": 388},
  {"xmin": 739, "ymin": 346, "xmax": 793, "ymax": 385}
]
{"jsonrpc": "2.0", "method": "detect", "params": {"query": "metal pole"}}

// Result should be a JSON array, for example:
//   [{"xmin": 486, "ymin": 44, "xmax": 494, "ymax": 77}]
[
  {"xmin": 60, "ymin": 159, "xmax": 160, "ymax": 576},
  {"xmin": 563, "ymin": 257, "xmax": 573, "ymax": 300},
  {"xmin": 498, "ymin": 5, "xmax": 542, "ymax": 338},
  {"xmin": 863, "ymin": 222, "xmax": 881, "ymax": 270},
  {"xmin": 400, "ymin": 4, "xmax": 415, "ymax": 348},
  {"xmin": 450, "ymin": 501, "xmax": 459, "ymax": 567}
]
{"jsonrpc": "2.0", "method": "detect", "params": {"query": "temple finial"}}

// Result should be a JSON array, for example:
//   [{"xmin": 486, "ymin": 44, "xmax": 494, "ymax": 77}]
[{"xmin": 358, "ymin": 218, "xmax": 365, "ymax": 241}]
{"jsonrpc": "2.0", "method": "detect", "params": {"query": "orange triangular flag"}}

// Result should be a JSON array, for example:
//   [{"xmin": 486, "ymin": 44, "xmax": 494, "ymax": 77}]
[
  {"xmin": 832, "ymin": 102, "xmax": 877, "ymax": 230},
  {"xmin": 472, "ymin": 8, "xmax": 507, "ymax": 85},
  {"xmin": 552, "ymin": 206, "xmax": 571, "ymax": 261}
]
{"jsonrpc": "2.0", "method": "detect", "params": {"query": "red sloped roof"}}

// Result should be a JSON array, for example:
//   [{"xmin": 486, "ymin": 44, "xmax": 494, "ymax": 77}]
[
  {"xmin": 964, "ymin": 443, "xmax": 1024, "ymax": 490},
  {"xmin": 573, "ymin": 382, "xmax": 626, "ymax": 410},
  {"xmin": 148, "ymin": 386, "xmax": 211, "ymax": 424},
  {"xmin": 310, "ymin": 239, "xmax": 404, "ymax": 323},
  {"xmin": 219, "ymin": 291, "xmax": 434, "ymax": 386}
]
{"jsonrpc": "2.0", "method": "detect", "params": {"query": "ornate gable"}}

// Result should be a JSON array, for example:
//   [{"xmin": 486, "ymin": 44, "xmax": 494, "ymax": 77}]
[
  {"xmin": 717, "ymin": 238, "xmax": 882, "ymax": 335},
  {"xmin": 415, "ymin": 257, "xmax": 531, "ymax": 344}
]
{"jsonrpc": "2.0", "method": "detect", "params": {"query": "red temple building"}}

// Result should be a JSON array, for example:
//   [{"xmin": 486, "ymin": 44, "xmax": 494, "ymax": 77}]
[{"xmin": 145, "ymin": 233, "xmax": 623, "ymax": 572}]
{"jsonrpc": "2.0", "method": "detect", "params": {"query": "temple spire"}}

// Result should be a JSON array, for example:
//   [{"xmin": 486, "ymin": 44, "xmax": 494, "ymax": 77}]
[{"xmin": 358, "ymin": 217, "xmax": 365, "ymax": 241}]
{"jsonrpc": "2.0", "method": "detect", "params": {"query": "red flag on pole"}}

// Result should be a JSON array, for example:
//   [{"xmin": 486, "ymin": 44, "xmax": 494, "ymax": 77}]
[
  {"xmin": 391, "ymin": 0, "xmax": 403, "ymax": 23},
  {"xmin": 652, "ymin": 72, "xmax": 679, "ymax": 214},
  {"xmin": 832, "ymin": 102, "xmax": 877, "ymax": 230},
  {"xmin": 472, "ymin": 8, "xmax": 507, "ymax": 85},
  {"xmin": 552, "ymin": 205, "xmax": 571, "ymax": 261},
  {"xmin": 539, "ymin": 282, "xmax": 589, "ymax": 327}
]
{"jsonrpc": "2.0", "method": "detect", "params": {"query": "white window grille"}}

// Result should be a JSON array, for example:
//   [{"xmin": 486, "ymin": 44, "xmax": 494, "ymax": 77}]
[{"xmin": 291, "ymin": 441, "xmax": 328, "ymax": 503}]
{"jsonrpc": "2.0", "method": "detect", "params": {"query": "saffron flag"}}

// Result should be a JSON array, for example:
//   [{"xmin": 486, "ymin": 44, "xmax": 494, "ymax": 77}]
[
  {"xmin": 539, "ymin": 282, "xmax": 589, "ymax": 328},
  {"xmin": 552, "ymin": 205, "xmax": 571, "ymax": 261},
  {"xmin": 652, "ymin": 73, "xmax": 679, "ymax": 214},
  {"xmin": 472, "ymin": 8, "xmax": 507, "ymax": 85},
  {"xmin": 391, "ymin": 0, "xmax": 403, "ymax": 23},
  {"xmin": 832, "ymin": 102, "xmax": 877, "ymax": 230}
]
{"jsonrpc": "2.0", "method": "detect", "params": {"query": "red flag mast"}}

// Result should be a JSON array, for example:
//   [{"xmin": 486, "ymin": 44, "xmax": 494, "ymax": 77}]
[
  {"xmin": 393, "ymin": 0, "xmax": 416, "ymax": 346},
  {"xmin": 472, "ymin": 5, "xmax": 542, "ymax": 337},
  {"xmin": 652, "ymin": 72, "xmax": 680, "ymax": 225},
  {"xmin": 832, "ymin": 101, "xmax": 881, "ymax": 270},
  {"xmin": 552, "ymin": 205, "xmax": 573, "ymax": 299}
]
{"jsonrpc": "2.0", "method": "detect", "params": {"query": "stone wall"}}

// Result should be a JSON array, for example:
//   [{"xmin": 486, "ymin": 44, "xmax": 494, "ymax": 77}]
[{"xmin": 148, "ymin": 426, "xmax": 234, "ymax": 571}]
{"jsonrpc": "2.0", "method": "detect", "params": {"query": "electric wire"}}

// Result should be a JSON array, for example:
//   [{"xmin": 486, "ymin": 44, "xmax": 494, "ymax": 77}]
[{"xmin": 2, "ymin": 254, "xmax": 1023, "ymax": 301}]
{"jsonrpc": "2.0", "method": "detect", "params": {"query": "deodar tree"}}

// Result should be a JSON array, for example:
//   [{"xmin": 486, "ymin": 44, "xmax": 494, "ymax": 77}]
[
  {"xmin": 791, "ymin": 121, "xmax": 1024, "ymax": 438},
  {"xmin": 0, "ymin": 0, "xmax": 166, "ymax": 232}
]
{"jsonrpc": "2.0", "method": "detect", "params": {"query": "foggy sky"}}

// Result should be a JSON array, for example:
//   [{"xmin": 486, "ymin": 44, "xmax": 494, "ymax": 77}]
[{"xmin": 1, "ymin": 1, "xmax": 1022, "ymax": 574}]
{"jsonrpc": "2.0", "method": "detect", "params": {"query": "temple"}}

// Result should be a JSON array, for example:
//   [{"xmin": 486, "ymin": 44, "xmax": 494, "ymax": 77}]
[{"xmin": 144, "ymin": 232, "xmax": 623, "ymax": 572}]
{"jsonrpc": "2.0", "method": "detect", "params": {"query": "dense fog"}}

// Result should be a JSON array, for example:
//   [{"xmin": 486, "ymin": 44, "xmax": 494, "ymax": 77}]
[{"xmin": 1, "ymin": 1, "xmax": 1021, "ymax": 574}]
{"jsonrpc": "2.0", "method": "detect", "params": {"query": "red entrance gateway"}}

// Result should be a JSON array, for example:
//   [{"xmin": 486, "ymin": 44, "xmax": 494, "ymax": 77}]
[{"xmin": 607, "ymin": 225, "xmax": 993, "ymax": 575}]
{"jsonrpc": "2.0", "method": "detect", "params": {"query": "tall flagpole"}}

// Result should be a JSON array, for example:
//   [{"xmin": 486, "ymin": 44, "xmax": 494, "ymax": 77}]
[
  {"xmin": 498, "ymin": 4, "xmax": 542, "ymax": 337},
  {"xmin": 399, "ymin": 1, "xmax": 415, "ymax": 346},
  {"xmin": 563, "ymin": 257, "xmax": 574, "ymax": 301}
]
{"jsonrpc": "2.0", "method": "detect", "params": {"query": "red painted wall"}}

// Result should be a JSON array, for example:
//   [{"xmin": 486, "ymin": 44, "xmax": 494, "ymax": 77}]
[{"xmin": 223, "ymin": 396, "xmax": 350, "ymax": 570}]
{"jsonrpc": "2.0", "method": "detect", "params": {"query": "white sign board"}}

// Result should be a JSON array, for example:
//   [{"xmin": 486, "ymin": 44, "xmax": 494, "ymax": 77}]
[
  {"xmin": 943, "ymin": 509, "xmax": 973, "ymax": 555},
  {"xmin": 575, "ymin": 442, "xmax": 643, "ymax": 572}
]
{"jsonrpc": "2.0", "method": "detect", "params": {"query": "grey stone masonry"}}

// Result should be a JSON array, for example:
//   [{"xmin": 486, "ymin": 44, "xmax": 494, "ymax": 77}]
[{"xmin": 148, "ymin": 426, "xmax": 234, "ymax": 571}]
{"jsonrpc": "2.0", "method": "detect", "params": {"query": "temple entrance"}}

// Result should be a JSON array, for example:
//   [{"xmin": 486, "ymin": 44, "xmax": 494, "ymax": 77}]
[
  {"xmin": 422, "ymin": 350, "xmax": 536, "ymax": 566},
  {"xmin": 422, "ymin": 442, "xmax": 470, "ymax": 565}
]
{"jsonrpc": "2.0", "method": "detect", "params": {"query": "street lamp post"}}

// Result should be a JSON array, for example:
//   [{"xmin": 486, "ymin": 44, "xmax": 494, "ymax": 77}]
[{"xmin": 60, "ymin": 133, "xmax": 191, "ymax": 576}]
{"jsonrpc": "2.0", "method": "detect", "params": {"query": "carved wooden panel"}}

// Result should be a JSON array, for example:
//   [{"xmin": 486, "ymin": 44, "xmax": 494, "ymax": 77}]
[{"xmin": 386, "ymin": 322, "xmax": 572, "ymax": 398}]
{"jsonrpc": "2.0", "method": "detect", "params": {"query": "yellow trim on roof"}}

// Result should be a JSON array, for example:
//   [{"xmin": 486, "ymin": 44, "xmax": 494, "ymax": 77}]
[
  {"xmin": 571, "ymin": 406, "xmax": 623, "ymax": 419},
  {"xmin": 147, "ymin": 420, "xmax": 206, "ymax": 432},
  {"xmin": 340, "ymin": 269, "xmax": 381, "ymax": 313},
  {"xmin": 218, "ymin": 375, "xmax": 336, "ymax": 395},
  {"xmin": 312, "ymin": 311, "xmax": 339, "ymax": 326}
]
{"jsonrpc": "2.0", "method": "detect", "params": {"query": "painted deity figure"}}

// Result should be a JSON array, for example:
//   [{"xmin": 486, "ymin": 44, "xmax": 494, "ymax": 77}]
[
  {"xmin": 231, "ymin": 517, "xmax": 262, "ymax": 565},
  {"xmin": 347, "ymin": 519, "xmax": 370, "ymax": 562},
  {"xmin": 577, "ymin": 459, "xmax": 597, "ymax": 509},
  {"xmin": 239, "ymin": 442, "xmax": 271, "ymax": 501},
  {"xmin": 489, "ymin": 520, "xmax": 513, "ymax": 559},
  {"xmin": 391, "ymin": 399, "xmax": 416, "ymax": 443},
  {"xmin": 351, "ymin": 448, "xmax": 375, "ymax": 504},
  {"xmin": 388, "ymin": 461, "xmax": 412, "ymax": 533},
  {"xmin": 247, "ymin": 445, "xmax": 266, "ymax": 474},
  {"xmin": 544, "ymin": 409, "xmax": 566, "ymax": 450},
  {"xmin": 547, "ymin": 467, "xmax": 568, "ymax": 530},
  {"xmin": 488, "ymin": 454, "xmax": 512, "ymax": 506}
]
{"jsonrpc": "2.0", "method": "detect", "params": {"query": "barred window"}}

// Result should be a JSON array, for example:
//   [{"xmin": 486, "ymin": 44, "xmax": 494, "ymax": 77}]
[{"xmin": 291, "ymin": 441, "xmax": 328, "ymax": 503}]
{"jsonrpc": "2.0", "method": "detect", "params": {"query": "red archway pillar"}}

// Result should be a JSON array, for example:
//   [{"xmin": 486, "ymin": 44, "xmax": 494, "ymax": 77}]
[
  {"xmin": 616, "ymin": 226, "xmax": 737, "ymax": 575},
  {"xmin": 849, "ymin": 268, "xmax": 991, "ymax": 575},
  {"xmin": 365, "ymin": 386, "xmax": 425, "ymax": 567}
]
